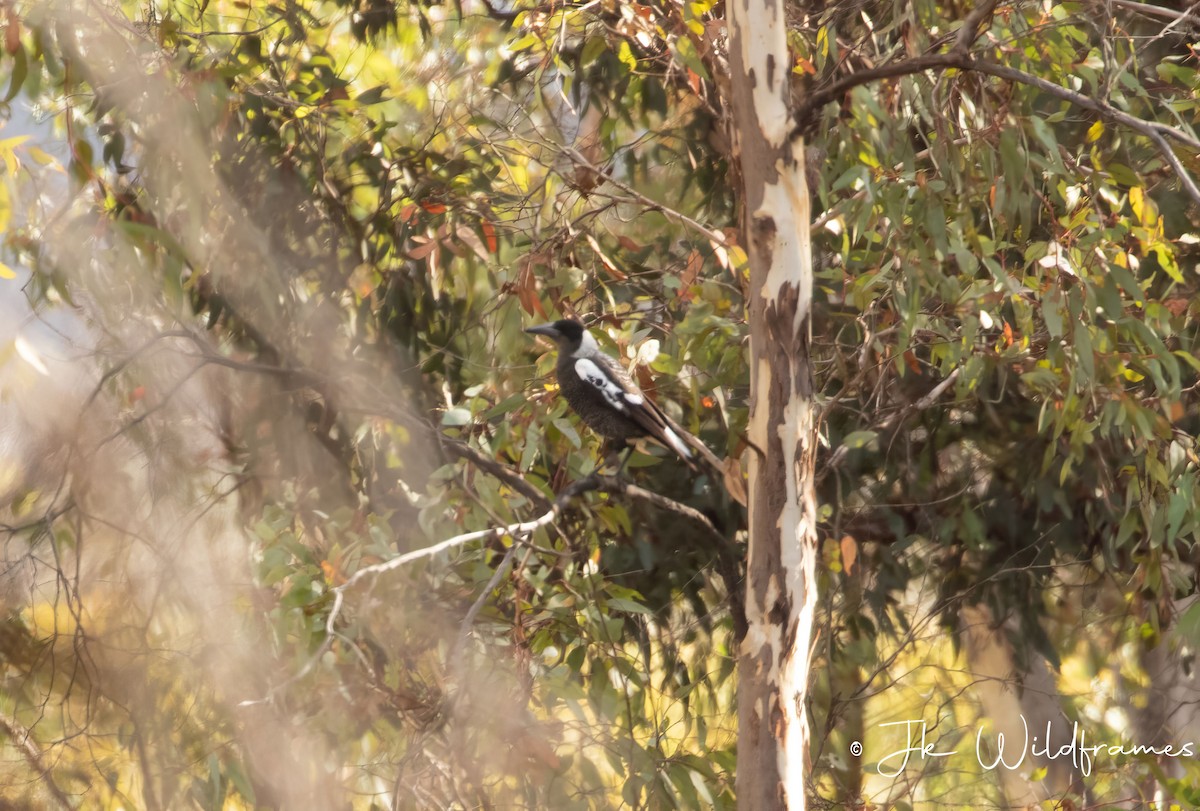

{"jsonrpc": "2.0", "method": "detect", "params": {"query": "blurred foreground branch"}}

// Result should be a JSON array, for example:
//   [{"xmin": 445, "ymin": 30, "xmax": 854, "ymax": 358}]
[
  {"xmin": 0, "ymin": 712, "xmax": 73, "ymax": 811},
  {"xmin": 240, "ymin": 472, "xmax": 736, "ymax": 706}
]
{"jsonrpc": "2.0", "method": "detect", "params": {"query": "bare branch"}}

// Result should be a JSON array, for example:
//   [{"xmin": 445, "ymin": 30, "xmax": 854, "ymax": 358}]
[
  {"xmin": 1109, "ymin": 0, "xmax": 1200, "ymax": 24},
  {"xmin": 449, "ymin": 543, "xmax": 520, "ymax": 680},
  {"xmin": 953, "ymin": 0, "xmax": 1000, "ymax": 54},
  {"xmin": 824, "ymin": 367, "xmax": 961, "ymax": 474},
  {"xmin": 441, "ymin": 438, "xmax": 551, "ymax": 512}
]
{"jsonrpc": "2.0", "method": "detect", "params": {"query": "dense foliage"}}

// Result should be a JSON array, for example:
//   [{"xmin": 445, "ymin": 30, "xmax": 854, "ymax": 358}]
[{"xmin": 1, "ymin": 0, "xmax": 1199, "ymax": 808}]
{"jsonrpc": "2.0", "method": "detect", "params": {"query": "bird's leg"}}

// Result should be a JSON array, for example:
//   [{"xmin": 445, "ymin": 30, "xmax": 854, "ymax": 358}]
[
  {"xmin": 613, "ymin": 441, "xmax": 634, "ymax": 477},
  {"xmin": 599, "ymin": 439, "xmax": 620, "ymax": 474},
  {"xmin": 599, "ymin": 439, "xmax": 631, "ymax": 476}
]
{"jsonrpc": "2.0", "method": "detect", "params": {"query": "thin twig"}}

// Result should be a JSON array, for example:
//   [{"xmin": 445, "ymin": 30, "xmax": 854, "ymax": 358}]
[
  {"xmin": 953, "ymin": 0, "xmax": 1000, "ymax": 54},
  {"xmin": 824, "ymin": 367, "xmax": 961, "ymax": 473},
  {"xmin": 448, "ymin": 543, "xmax": 520, "ymax": 680},
  {"xmin": 558, "ymin": 145, "xmax": 730, "ymax": 246}
]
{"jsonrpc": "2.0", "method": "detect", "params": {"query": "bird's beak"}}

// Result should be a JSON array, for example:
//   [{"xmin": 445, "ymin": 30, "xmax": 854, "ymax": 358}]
[{"xmin": 524, "ymin": 324, "xmax": 560, "ymax": 340}]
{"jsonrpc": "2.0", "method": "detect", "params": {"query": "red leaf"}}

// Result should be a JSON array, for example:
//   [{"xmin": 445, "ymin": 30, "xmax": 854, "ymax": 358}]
[
  {"xmin": 481, "ymin": 220, "xmax": 498, "ymax": 253},
  {"xmin": 903, "ymin": 350, "xmax": 921, "ymax": 375}
]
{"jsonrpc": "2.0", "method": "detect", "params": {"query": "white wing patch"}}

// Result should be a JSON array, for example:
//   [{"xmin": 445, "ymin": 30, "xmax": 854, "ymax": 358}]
[
  {"xmin": 575, "ymin": 358, "xmax": 639, "ymax": 412},
  {"xmin": 661, "ymin": 426, "xmax": 693, "ymax": 459}
]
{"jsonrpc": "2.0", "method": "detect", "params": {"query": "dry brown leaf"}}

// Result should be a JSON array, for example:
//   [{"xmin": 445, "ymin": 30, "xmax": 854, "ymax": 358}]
[
  {"xmin": 680, "ymin": 249, "xmax": 703, "ymax": 301},
  {"xmin": 840, "ymin": 534, "xmax": 858, "ymax": 576},
  {"xmin": 722, "ymin": 455, "xmax": 747, "ymax": 507},
  {"xmin": 516, "ymin": 256, "xmax": 547, "ymax": 318},
  {"xmin": 1164, "ymin": 298, "xmax": 1190, "ymax": 317},
  {"xmin": 407, "ymin": 236, "xmax": 437, "ymax": 261},
  {"xmin": 456, "ymin": 225, "xmax": 490, "ymax": 262}
]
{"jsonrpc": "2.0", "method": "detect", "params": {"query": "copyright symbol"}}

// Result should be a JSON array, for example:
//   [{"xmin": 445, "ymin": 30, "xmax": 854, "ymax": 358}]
[{"xmin": 849, "ymin": 740, "xmax": 863, "ymax": 757}]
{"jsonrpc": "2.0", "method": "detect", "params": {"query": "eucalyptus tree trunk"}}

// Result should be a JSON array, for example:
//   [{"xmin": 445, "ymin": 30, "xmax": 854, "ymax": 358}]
[{"xmin": 726, "ymin": 0, "xmax": 819, "ymax": 808}]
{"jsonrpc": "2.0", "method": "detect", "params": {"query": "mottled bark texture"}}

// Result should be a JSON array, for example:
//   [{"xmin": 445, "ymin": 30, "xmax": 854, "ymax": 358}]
[{"xmin": 727, "ymin": 0, "xmax": 820, "ymax": 808}]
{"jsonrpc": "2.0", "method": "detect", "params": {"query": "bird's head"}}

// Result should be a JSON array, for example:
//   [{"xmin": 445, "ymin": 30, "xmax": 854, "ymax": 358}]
[{"xmin": 524, "ymin": 319, "xmax": 587, "ymax": 351}]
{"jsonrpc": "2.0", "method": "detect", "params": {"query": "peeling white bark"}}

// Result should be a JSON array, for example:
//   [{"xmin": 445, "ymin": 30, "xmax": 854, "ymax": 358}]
[
  {"xmin": 729, "ymin": 0, "xmax": 819, "ymax": 807},
  {"xmin": 729, "ymin": 0, "xmax": 790, "ymax": 145},
  {"xmin": 760, "ymin": 148, "xmax": 813, "ymax": 336}
]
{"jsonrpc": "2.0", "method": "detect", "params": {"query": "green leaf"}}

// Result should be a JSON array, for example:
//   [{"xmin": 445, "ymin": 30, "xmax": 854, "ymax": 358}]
[
  {"xmin": 355, "ymin": 85, "xmax": 387, "ymax": 105},
  {"xmin": 1073, "ymin": 321, "xmax": 1094, "ymax": 381},
  {"xmin": 485, "ymin": 392, "xmax": 529, "ymax": 419},
  {"xmin": 1043, "ymin": 289, "xmax": 1064, "ymax": 339},
  {"xmin": 842, "ymin": 430, "xmax": 878, "ymax": 450},
  {"xmin": 3, "ymin": 46, "xmax": 26, "ymax": 103},
  {"xmin": 551, "ymin": 417, "xmax": 581, "ymax": 448},
  {"xmin": 1176, "ymin": 601, "xmax": 1200, "ymax": 648},
  {"xmin": 607, "ymin": 597, "xmax": 651, "ymax": 615},
  {"xmin": 673, "ymin": 37, "xmax": 709, "ymax": 80}
]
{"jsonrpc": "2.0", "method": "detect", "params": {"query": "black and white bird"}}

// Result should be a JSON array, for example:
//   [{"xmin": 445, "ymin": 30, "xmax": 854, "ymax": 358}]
[{"xmin": 525, "ymin": 319, "xmax": 721, "ymax": 471}]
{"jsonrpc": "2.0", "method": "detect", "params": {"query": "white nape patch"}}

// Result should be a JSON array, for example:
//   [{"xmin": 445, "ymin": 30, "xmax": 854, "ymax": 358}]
[
  {"xmin": 577, "ymin": 329, "xmax": 600, "ymax": 354},
  {"xmin": 661, "ymin": 425, "xmax": 693, "ymax": 459},
  {"xmin": 575, "ymin": 358, "xmax": 629, "ymax": 412}
]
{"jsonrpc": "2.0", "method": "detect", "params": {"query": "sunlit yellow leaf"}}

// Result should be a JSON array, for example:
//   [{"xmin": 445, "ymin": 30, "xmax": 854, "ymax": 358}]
[
  {"xmin": 617, "ymin": 41, "xmax": 637, "ymax": 72},
  {"xmin": 0, "ymin": 262, "xmax": 14, "ymax": 279},
  {"xmin": 1129, "ymin": 186, "xmax": 1157, "ymax": 228},
  {"xmin": 24, "ymin": 145, "xmax": 61, "ymax": 171},
  {"xmin": 509, "ymin": 161, "xmax": 529, "ymax": 192},
  {"xmin": 0, "ymin": 134, "xmax": 29, "ymax": 175},
  {"xmin": 1129, "ymin": 186, "xmax": 1144, "ymax": 223}
]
